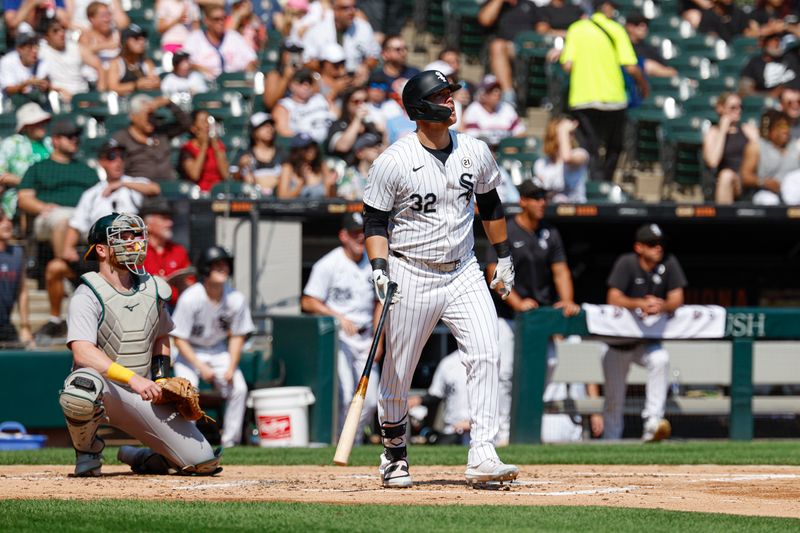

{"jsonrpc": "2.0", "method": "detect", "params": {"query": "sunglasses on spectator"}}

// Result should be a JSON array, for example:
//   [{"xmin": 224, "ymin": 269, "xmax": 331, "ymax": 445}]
[
  {"xmin": 387, "ymin": 46, "xmax": 407, "ymax": 52},
  {"xmin": 208, "ymin": 15, "xmax": 226, "ymax": 21},
  {"xmin": 350, "ymin": 98, "xmax": 367, "ymax": 104},
  {"xmin": 102, "ymin": 150, "xmax": 123, "ymax": 161},
  {"xmin": 335, "ymin": 4, "xmax": 356, "ymax": 10},
  {"xmin": 60, "ymin": 134, "xmax": 80, "ymax": 140}
]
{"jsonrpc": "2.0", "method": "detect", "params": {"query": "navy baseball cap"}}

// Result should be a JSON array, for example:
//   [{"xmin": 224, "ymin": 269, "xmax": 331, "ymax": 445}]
[
  {"xmin": 518, "ymin": 180, "xmax": 548, "ymax": 199},
  {"xmin": 635, "ymin": 223, "xmax": 664, "ymax": 245},
  {"xmin": 341, "ymin": 212, "xmax": 364, "ymax": 232},
  {"xmin": 291, "ymin": 132, "xmax": 315, "ymax": 149}
]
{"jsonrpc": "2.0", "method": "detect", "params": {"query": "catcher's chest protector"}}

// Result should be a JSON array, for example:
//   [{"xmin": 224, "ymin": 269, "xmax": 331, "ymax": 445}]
[{"xmin": 81, "ymin": 272, "xmax": 162, "ymax": 377}]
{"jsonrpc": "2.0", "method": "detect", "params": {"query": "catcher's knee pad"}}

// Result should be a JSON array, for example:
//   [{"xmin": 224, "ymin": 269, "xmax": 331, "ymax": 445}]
[
  {"xmin": 60, "ymin": 368, "xmax": 105, "ymax": 453},
  {"xmin": 180, "ymin": 448, "xmax": 223, "ymax": 476}
]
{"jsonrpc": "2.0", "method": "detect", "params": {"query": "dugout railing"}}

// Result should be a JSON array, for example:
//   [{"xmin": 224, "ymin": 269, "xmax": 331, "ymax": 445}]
[{"xmin": 511, "ymin": 307, "xmax": 800, "ymax": 443}]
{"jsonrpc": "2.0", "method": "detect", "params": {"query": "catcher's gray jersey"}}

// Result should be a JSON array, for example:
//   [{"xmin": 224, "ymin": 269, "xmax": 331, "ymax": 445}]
[{"xmin": 363, "ymin": 131, "xmax": 501, "ymax": 264}]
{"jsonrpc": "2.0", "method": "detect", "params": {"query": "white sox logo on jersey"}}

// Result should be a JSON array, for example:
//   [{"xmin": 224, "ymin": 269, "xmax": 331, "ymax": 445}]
[{"xmin": 458, "ymin": 173, "xmax": 474, "ymax": 203}]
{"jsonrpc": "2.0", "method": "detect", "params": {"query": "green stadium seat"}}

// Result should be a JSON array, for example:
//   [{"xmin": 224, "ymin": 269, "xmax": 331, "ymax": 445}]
[
  {"xmin": 513, "ymin": 32, "xmax": 558, "ymax": 109},
  {"xmin": 192, "ymin": 90, "xmax": 249, "ymax": 122},
  {"xmin": 659, "ymin": 117, "xmax": 709, "ymax": 197},
  {"xmin": 444, "ymin": 0, "xmax": 487, "ymax": 62},
  {"xmin": 158, "ymin": 179, "xmax": 201, "ymax": 199},
  {"xmin": 0, "ymin": 112, "xmax": 17, "ymax": 138},
  {"xmin": 70, "ymin": 91, "xmax": 119, "ymax": 118},
  {"xmin": 216, "ymin": 72, "xmax": 260, "ymax": 100},
  {"xmin": 209, "ymin": 180, "xmax": 260, "ymax": 199},
  {"xmin": 666, "ymin": 55, "xmax": 717, "ymax": 80},
  {"xmin": 102, "ymin": 114, "xmax": 131, "ymax": 136}
]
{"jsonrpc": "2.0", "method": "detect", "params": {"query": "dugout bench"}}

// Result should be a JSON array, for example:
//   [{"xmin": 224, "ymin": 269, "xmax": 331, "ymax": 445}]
[{"xmin": 511, "ymin": 307, "xmax": 800, "ymax": 443}]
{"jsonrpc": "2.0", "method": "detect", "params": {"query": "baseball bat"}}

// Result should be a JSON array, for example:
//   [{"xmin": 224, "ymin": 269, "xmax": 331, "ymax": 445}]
[{"xmin": 333, "ymin": 281, "xmax": 397, "ymax": 466}]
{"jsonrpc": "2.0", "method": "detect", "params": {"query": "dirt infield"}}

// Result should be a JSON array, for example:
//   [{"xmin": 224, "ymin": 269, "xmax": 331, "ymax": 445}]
[{"xmin": 3, "ymin": 464, "xmax": 800, "ymax": 518}]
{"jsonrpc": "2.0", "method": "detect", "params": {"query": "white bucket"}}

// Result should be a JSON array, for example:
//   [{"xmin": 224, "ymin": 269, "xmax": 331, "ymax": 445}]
[{"xmin": 248, "ymin": 387, "xmax": 316, "ymax": 447}]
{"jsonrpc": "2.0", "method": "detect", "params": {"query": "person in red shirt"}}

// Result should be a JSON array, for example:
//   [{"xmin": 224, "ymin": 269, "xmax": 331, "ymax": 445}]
[
  {"xmin": 179, "ymin": 110, "xmax": 230, "ymax": 192},
  {"xmin": 140, "ymin": 196, "xmax": 195, "ymax": 308}
]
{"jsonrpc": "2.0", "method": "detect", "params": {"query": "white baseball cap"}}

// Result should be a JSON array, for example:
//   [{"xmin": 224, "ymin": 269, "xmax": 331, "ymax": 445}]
[
  {"xmin": 320, "ymin": 43, "xmax": 346, "ymax": 64},
  {"xmin": 423, "ymin": 60, "xmax": 455, "ymax": 77},
  {"xmin": 15, "ymin": 102, "xmax": 51, "ymax": 133}
]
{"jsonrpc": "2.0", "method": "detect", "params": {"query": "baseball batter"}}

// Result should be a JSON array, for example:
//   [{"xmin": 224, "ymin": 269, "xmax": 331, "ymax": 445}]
[
  {"xmin": 302, "ymin": 212, "xmax": 380, "ymax": 443},
  {"xmin": 171, "ymin": 246, "xmax": 255, "ymax": 448},
  {"xmin": 59, "ymin": 213, "xmax": 221, "ymax": 476},
  {"xmin": 362, "ymin": 70, "xmax": 519, "ymax": 488}
]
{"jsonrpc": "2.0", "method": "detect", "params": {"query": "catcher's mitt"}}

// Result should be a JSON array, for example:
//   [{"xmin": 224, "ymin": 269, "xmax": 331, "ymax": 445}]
[{"xmin": 153, "ymin": 377, "xmax": 212, "ymax": 422}]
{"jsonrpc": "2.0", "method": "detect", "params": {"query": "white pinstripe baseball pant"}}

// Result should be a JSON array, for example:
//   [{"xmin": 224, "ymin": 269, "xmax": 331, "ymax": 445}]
[{"xmin": 380, "ymin": 253, "xmax": 501, "ymax": 467}]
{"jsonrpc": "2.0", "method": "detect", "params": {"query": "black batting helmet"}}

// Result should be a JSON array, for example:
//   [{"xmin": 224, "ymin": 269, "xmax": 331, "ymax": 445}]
[
  {"xmin": 197, "ymin": 245, "xmax": 234, "ymax": 277},
  {"xmin": 402, "ymin": 70, "xmax": 462, "ymax": 122}
]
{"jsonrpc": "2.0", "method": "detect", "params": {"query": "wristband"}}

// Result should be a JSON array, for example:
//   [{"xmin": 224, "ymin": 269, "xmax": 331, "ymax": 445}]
[
  {"xmin": 493, "ymin": 240, "xmax": 511, "ymax": 259},
  {"xmin": 370, "ymin": 257, "xmax": 388, "ymax": 271},
  {"xmin": 107, "ymin": 362, "xmax": 135, "ymax": 384}
]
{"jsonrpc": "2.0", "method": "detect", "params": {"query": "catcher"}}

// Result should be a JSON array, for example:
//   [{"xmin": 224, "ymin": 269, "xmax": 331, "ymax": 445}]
[{"xmin": 59, "ymin": 212, "xmax": 221, "ymax": 477}]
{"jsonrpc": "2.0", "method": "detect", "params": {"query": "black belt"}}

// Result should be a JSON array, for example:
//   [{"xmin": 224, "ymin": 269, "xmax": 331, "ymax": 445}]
[{"xmin": 391, "ymin": 251, "xmax": 461, "ymax": 273}]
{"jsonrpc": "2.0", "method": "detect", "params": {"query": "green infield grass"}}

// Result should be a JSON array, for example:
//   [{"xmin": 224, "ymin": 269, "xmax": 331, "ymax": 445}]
[
  {"xmin": 2, "ymin": 499, "xmax": 798, "ymax": 533},
  {"xmin": 2, "ymin": 441, "xmax": 800, "ymax": 466}
]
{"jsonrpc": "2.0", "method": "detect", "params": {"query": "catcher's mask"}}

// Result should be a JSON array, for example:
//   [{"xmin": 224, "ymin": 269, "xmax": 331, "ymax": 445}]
[{"xmin": 85, "ymin": 212, "xmax": 149, "ymax": 275}]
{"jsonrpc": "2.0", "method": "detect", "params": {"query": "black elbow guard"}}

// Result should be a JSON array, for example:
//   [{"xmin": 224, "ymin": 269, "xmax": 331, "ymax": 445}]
[
  {"xmin": 363, "ymin": 204, "xmax": 390, "ymax": 238},
  {"xmin": 475, "ymin": 189, "xmax": 505, "ymax": 220}
]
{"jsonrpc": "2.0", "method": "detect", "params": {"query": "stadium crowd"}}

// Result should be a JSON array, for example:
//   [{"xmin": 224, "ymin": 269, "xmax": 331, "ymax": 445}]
[{"xmin": 1, "ymin": 0, "xmax": 800, "ymax": 443}]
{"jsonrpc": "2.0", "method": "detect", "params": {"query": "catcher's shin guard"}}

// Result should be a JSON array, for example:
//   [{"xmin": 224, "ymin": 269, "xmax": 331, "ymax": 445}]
[
  {"xmin": 117, "ymin": 446, "xmax": 174, "ymax": 475},
  {"xmin": 59, "ymin": 368, "xmax": 106, "ymax": 462}
]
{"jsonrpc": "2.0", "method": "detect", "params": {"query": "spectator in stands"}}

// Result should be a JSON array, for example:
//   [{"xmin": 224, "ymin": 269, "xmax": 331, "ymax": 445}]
[
  {"xmin": 364, "ymin": 71, "xmax": 403, "ymax": 131},
  {"xmin": 534, "ymin": 116, "xmax": 589, "ymax": 203},
  {"xmin": 39, "ymin": 139, "xmax": 159, "ymax": 342},
  {"xmin": 336, "ymin": 132, "xmax": 381, "ymax": 200},
  {"xmin": 358, "ymin": 0, "xmax": 407, "ymax": 44},
  {"xmin": 39, "ymin": 19, "xmax": 89, "ymax": 102},
  {"xmin": 317, "ymin": 43, "xmax": 352, "ymax": 105},
  {"xmin": 179, "ymin": 110, "xmax": 230, "ymax": 193},
  {"xmin": 779, "ymin": 87, "xmax": 800, "ymax": 140},
  {"xmin": 602, "ymin": 223, "xmax": 686, "ymax": 442},
  {"xmin": 3, "ymin": 0, "xmax": 68, "ymax": 38},
  {"xmin": 161, "ymin": 50, "xmax": 209, "ymax": 96},
  {"xmin": 301, "ymin": 0, "xmax": 380, "ymax": 83},
  {"xmin": 750, "ymin": 0, "xmax": 800, "ymax": 28},
  {"xmin": 67, "ymin": 0, "xmax": 127, "ymax": 31},
  {"xmin": 141, "ymin": 195, "xmax": 194, "ymax": 310},
  {"xmin": 326, "ymin": 86, "xmax": 383, "ymax": 165},
  {"xmin": 274, "ymin": 0, "xmax": 310, "ymax": 40},
  {"xmin": 702, "ymin": 92, "xmax": 759, "ymax": 204},
  {"xmin": 538, "ymin": 0, "xmax": 584, "ymax": 37},
  {"xmin": 263, "ymin": 40, "xmax": 303, "ymax": 111},
  {"xmin": 107, "ymin": 23, "xmax": 161, "ymax": 96},
  {"xmin": 478, "ymin": 0, "xmax": 543, "ymax": 107},
  {"xmin": 227, "ymin": 0, "xmax": 266, "ymax": 52},
  {"xmin": 0, "ymin": 103, "xmax": 52, "ymax": 217},
  {"xmin": 463, "ymin": 74, "xmax": 525, "ymax": 149},
  {"xmin": 0, "ymin": 31, "xmax": 50, "ymax": 102},
  {"xmin": 156, "ymin": 0, "xmax": 200, "ymax": 52},
  {"xmin": 184, "ymin": 5, "xmax": 258, "ymax": 82},
  {"xmin": 686, "ymin": 0, "xmax": 759, "ymax": 42},
  {"xmin": 624, "ymin": 11, "xmax": 678, "ymax": 79},
  {"xmin": 740, "ymin": 109, "xmax": 800, "ymax": 204},
  {"xmin": 17, "ymin": 120, "xmax": 98, "ymax": 340},
  {"xmin": 234, "ymin": 111, "xmax": 284, "ymax": 195},
  {"xmin": 112, "ymin": 94, "xmax": 192, "ymax": 181},
  {"xmin": 0, "ymin": 208, "xmax": 32, "ymax": 346},
  {"xmin": 274, "ymin": 68, "xmax": 336, "ymax": 144},
  {"xmin": 561, "ymin": 0, "xmax": 648, "ymax": 182},
  {"xmin": 740, "ymin": 30, "xmax": 800, "ymax": 97},
  {"xmin": 377, "ymin": 35, "xmax": 419, "ymax": 99},
  {"xmin": 77, "ymin": 0, "xmax": 122, "ymax": 90},
  {"xmin": 276, "ymin": 132, "xmax": 336, "ymax": 198}
]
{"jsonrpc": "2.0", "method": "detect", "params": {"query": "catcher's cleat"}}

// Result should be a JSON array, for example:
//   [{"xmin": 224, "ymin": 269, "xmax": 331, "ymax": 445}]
[
  {"xmin": 465, "ymin": 458, "xmax": 519, "ymax": 487},
  {"xmin": 642, "ymin": 418, "xmax": 671, "ymax": 443},
  {"xmin": 381, "ymin": 453, "xmax": 412, "ymax": 488},
  {"xmin": 74, "ymin": 450, "xmax": 103, "ymax": 477}
]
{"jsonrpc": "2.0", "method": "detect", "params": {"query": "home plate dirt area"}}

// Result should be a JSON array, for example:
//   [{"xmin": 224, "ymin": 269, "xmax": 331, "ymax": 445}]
[{"xmin": 3, "ymin": 464, "xmax": 800, "ymax": 518}]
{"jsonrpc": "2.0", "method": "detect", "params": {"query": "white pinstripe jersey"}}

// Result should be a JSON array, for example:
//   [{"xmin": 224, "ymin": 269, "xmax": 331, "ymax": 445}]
[{"xmin": 362, "ymin": 131, "xmax": 501, "ymax": 263}]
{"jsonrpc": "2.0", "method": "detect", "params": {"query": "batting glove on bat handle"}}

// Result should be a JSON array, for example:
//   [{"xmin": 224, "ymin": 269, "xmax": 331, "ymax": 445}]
[
  {"xmin": 372, "ymin": 269, "xmax": 403, "ymax": 306},
  {"xmin": 490, "ymin": 255, "xmax": 515, "ymax": 300}
]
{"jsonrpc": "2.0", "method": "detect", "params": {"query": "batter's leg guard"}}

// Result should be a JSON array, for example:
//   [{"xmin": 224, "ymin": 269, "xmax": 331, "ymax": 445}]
[
  {"xmin": 180, "ymin": 447, "xmax": 223, "ymax": 476},
  {"xmin": 380, "ymin": 418, "xmax": 407, "ymax": 452},
  {"xmin": 117, "ymin": 446, "xmax": 175, "ymax": 475},
  {"xmin": 59, "ymin": 368, "xmax": 106, "ymax": 476}
]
